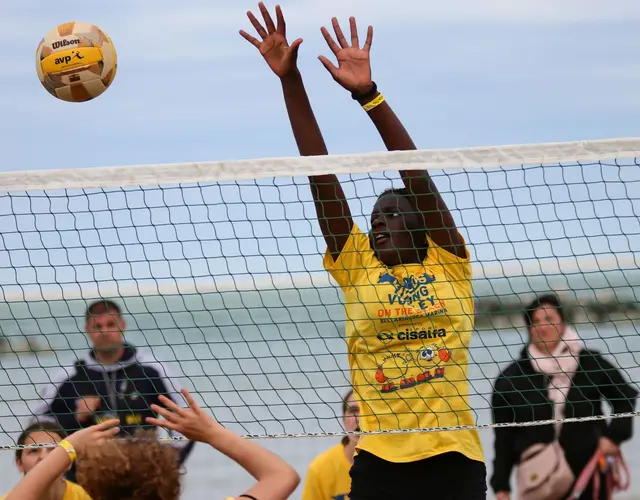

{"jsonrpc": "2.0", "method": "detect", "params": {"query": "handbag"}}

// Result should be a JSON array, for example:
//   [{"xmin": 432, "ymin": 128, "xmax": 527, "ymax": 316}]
[{"xmin": 516, "ymin": 427, "xmax": 575, "ymax": 500}]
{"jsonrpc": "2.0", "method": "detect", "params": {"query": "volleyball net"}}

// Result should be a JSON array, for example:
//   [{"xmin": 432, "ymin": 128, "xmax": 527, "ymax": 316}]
[{"xmin": 1, "ymin": 138, "xmax": 640, "ymax": 451}]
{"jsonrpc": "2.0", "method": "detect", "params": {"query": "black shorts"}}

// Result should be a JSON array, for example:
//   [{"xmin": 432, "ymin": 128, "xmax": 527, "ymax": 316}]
[{"xmin": 349, "ymin": 450, "xmax": 487, "ymax": 500}]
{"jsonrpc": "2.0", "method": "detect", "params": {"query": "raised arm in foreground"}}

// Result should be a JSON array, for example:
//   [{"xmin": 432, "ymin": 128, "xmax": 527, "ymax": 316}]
[
  {"xmin": 241, "ymin": 2, "xmax": 353, "ymax": 259},
  {"xmin": 149, "ymin": 389, "xmax": 299, "ymax": 500},
  {"xmin": 319, "ymin": 17, "xmax": 465, "ymax": 257}
]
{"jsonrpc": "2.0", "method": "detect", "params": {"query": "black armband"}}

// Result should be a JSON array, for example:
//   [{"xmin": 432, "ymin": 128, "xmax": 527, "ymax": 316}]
[{"xmin": 351, "ymin": 81, "xmax": 377, "ymax": 101}]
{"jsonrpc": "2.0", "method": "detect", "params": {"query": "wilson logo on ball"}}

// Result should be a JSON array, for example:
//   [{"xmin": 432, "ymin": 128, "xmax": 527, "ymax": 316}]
[{"xmin": 51, "ymin": 39, "xmax": 80, "ymax": 50}]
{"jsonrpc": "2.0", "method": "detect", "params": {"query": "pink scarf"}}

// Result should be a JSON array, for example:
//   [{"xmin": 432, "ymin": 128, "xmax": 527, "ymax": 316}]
[{"xmin": 527, "ymin": 327, "xmax": 584, "ymax": 426}]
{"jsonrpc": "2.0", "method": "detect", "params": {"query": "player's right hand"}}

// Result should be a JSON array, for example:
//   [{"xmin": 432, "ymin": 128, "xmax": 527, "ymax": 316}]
[
  {"xmin": 495, "ymin": 492, "xmax": 510, "ymax": 500},
  {"xmin": 148, "ymin": 389, "xmax": 218, "ymax": 444},
  {"xmin": 240, "ymin": 2, "xmax": 303, "ymax": 79},
  {"xmin": 75, "ymin": 396, "xmax": 102, "ymax": 423}
]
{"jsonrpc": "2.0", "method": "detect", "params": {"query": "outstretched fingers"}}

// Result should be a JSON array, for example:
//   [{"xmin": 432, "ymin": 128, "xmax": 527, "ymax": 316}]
[
  {"xmin": 94, "ymin": 418, "xmax": 120, "ymax": 431},
  {"xmin": 275, "ymin": 5, "xmax": 286, "ymax": 35},
  {"xmin": 331, "ymin": 18, "xmax": 348, "ymax": 48},
  {"xmin": 321, "ymin": 17, "xmax": 371, "ymax": 53},
  {"xmin": 146, "ymin": 416, "xmax": 178, "ymax": 432},
  {"xmin": 155, "ymin": 395, "xmax": 187, "ymax": 417},
  {"xmin": 246, "ymin": 10, "xmax": 268, "ymax": 40},
  {"xmin": 239, "ymin": 29, "xmax": 261, "ymax": 48},
  {"xmin": 101, "ymin": 426, "xmax": 121, "ymax": 438},
  {"xmin": 321, "ymin": 26, "xmax": 341, "ymax": 55},
  {"xmin": 181, "ymin": 389, "xmax": 201, "ymax": 413},
  {"xmin": 318, "ymin": 55, "xmax": 339, "ymax": 79},
  {"xmin": 349, "ymin": 17, "xmax": 359, "ymax": 47},
  {"xmin": 363, "ymin": 25, "xmax": 374, "ymax": 52},
  {"xmin": 258, "ymin": 2, "xmax": 276, "ymax": 34}
]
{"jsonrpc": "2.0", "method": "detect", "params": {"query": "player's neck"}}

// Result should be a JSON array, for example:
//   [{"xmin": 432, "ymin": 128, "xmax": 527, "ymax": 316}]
[{"xmin": 95, "ymin": 346, "xmax": 125, "ymax": 365}]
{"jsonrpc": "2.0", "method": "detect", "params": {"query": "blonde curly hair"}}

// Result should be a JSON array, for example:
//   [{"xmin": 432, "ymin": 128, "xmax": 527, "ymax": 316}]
[{"xmin": 76, "ymin": 434, "xmax": 181, "ymax": 500}]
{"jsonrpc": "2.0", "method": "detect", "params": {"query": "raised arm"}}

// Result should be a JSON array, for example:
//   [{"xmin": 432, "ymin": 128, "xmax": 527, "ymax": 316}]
[
  {"xmin": 240, "ymin": 3, "xmax": 352, "ymax": 259},
  {"xmin": 319, "ymin": 18, "xmax": 466, "ymax": 258},
  {"xmin": 149, "ymin": 389, "xmax": 299, "ymax": 500},
  {"xmin": 5, "ymin": 420, "xmax": 120, "ymax": 500}
]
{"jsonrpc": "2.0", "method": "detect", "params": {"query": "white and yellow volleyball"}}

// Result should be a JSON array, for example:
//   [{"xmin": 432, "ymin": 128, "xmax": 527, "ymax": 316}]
[{"xmin": 36, "ymin": 22, "xmax": 117, "ymax": 103}]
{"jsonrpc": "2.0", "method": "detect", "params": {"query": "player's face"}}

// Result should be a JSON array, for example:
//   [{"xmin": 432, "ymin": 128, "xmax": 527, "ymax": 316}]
[
  {"xmin": 16, "ymin": 430, "xmax": 62, "ymax": 475},
  {"xmin": 370, "ymin": 193, "xmax": 424, "ymax": 267},
  {"xmin": 343, "ymin": 393, "xmax": 360, "ymax": 444},
  {"xmin": 86, "ymin": 307, "xmax": 125, "ymax": 352},
  {"xmin": 530, "ymin": 305, "xmax": 565, "ymax": 347}
]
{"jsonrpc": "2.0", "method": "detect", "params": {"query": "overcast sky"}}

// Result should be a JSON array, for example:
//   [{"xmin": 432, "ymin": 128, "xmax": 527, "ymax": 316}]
[
  {"xmin": 1, "ymin": 0, "xmax": 640, "ymax": 297},
  {"xmin": 2, "ymin": 0, "xmax": 640, "ymax": 172}
]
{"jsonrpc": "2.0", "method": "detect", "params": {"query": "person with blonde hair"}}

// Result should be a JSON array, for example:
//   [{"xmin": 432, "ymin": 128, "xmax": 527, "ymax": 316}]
[{"xmin": 5, "ymin": 389, "xmax": 299, "ymax": 500}]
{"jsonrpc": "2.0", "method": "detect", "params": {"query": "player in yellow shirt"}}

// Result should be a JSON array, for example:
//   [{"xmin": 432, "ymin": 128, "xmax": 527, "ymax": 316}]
[
  {"xmin": 241, "ymin": 4, "xmax": 486, "ymax": 498},
  {"xmin": 302, "ymin": 390, "xmax": 360, "ymax": 500},
  {"xmin": 1, "ymin": 422, "xmax": 91, "ymax": 500}
]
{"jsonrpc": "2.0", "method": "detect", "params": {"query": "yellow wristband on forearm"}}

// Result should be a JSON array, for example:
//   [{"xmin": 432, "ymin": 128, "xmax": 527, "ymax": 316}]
[
  {"xmin": 362, "ymin": 93, "xmax": 385, "ymax": 112},
  {"xmin": 58, "ymin": 440, "xmax": 77, "ymax": 463}
]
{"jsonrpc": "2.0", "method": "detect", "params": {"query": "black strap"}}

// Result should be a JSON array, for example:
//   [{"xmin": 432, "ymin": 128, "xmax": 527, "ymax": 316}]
[
  {"xmin": 351, "ymin": 81, "xmax": 377, "ymax": 101},
  {"xmin": 238, "ymin": 496, "xmax": 258, "ymax": 500}
]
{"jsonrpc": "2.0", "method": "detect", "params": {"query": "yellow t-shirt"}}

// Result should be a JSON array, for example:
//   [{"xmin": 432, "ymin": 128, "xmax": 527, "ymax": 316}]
[
  {"xmin": 302, "ymin": 443, "xmax": 352, "ymax": 500},
  {"xmin": 1, "ymin": 480, "xmax": 92, "ymax": 500},
  {"xmin": 324, "ymin": 224, "xmax": 484, "ymax": 464}
]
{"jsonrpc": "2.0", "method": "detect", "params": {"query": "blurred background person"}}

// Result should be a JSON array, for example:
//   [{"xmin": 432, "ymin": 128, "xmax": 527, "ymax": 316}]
[
  {"xmin": 30, "ymin": 299, "xmax": 194, "ymax": 481},
  {"xmin": 491, "ymin": 293, "xmax": 637, "ymax": 500},
  {"xmin": 302, "ymin": 389, "xmax": 360, "ymax": 500}
]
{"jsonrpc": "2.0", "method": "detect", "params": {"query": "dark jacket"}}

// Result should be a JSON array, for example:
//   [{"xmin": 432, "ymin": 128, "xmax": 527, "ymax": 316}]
[
  {"xmin": 490, "ymin": 347, "xmax": 637, "ymax": 494},
  {"xmin": 31, "ymin": 344, "xmax": 194, "ymax": 463}
]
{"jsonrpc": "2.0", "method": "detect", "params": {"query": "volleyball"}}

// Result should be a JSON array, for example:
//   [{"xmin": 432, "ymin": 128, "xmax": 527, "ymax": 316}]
[{"xmin": 35, "ymin": 22, "xmax": 117, "ymax": 103}]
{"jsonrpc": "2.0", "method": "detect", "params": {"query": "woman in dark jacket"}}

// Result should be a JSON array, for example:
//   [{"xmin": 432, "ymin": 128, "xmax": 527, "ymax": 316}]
[{"xmin": 491, "ymin": 294, "xmax": 637, "ymax": 500}]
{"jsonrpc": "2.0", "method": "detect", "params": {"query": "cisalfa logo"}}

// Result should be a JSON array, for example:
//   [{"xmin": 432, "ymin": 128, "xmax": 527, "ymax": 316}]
[{"xmin": 377, "ymin": 328, "xmax": 447, "ymax": 344}]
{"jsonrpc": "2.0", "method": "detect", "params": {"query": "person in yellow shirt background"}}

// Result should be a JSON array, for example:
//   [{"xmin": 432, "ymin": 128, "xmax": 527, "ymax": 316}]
[
  {"xmin": 1, "ymin": 422, "xmax": 91, "ymax": 500},
  {"xmin": 302, "ymin": 389, "xmax": 360, "ymax": 500}
]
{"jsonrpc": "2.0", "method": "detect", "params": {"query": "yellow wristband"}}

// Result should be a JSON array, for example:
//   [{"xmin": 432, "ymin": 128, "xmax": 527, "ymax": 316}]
[
  {"xmin": 362, "ymin": 93, "xmax": 385, "ymax": 112},
  {"xmin": 58, "ymin": 440, "xmax": 77, "ymax": 463}
]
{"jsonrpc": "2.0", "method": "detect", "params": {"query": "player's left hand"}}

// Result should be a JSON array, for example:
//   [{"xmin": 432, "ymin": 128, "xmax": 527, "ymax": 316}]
[
  {"xmin": 240, "ymin": 3, "xmax": 302, "ymax": 79},
  {"xmin": 66, "ymin": 419, "xmax": 120, "ymax": 454},
  {"xmin": 598, "ymin": 436, "xmax": 620, "ymax": 456},
  {"xmin": 319, "ymin": 17, "xmax": 374, "ymax": 96}
]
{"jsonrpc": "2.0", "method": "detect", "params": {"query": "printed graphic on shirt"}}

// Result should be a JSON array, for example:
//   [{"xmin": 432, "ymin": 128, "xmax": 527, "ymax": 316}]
[
  {"xmin": 373, "ymin": 343, "xmax": 452, "ymax": 394},
  {"xmin": 376, "ymin": 271, "xmax": 448, "ymax": 324}
]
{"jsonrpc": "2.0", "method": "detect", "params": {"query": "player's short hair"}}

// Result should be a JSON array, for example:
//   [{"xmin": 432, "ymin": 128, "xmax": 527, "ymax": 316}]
[
  {"xmin": 15, "ymin": 421, "xmax": 66, "ymax": 461},
  {"xmin": 77, "ymin": 433, "xmax": 181, "ymax": 500},
  {"xmin": 85, "ymin": 300, "xmax": 122, "ymax": 321},
  {"xmin": 523, "ymin": 293, "xmax": 567, "ymax": 331},
  {"xmin": 378, "ymin": 186, "xmax": 410, "ymax": 200}
]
